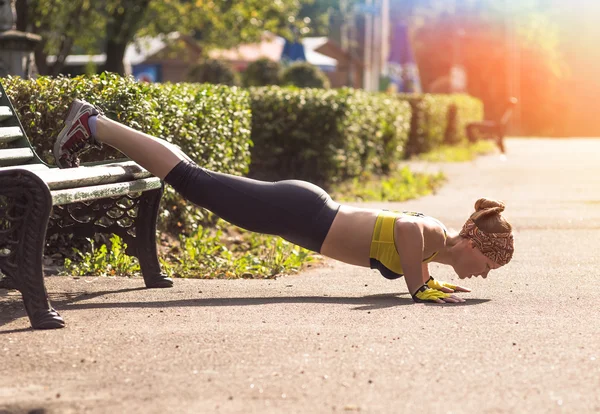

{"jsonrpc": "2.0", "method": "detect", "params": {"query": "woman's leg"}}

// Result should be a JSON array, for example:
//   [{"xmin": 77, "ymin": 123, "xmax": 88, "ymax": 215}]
[
  {"xmin": 163, "ymin": 161, "xmax": 340, "ymax": 251},
  {"xmin": 54, "ymin": 100, "xmax": 340, "ymax": 252},
  {"xmin": 95, "ymin": 116, "xmax": 188, "ymax": 179}
]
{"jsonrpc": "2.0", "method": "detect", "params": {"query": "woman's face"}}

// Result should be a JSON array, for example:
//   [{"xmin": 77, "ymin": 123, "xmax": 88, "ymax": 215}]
[{"xmin": 452, "ymin": 239, "xmax": 501, "ymax": 279}]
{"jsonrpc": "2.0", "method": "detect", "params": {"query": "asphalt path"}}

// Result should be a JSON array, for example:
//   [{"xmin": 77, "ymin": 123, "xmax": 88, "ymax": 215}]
[{"xmin": 1, "ymin": 138, "xmax": 599, "ymax": 413}]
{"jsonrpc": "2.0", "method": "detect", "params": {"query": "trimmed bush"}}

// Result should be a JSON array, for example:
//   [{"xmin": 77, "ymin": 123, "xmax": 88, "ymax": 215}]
[
  {"xmin": 444, "ymin": 94, "xmax": 484, "ymax": 144},
  {"xmin": 282, "ymin": 62, "xmax": 330, "ymax": 89},
  {"xmin": 187, "ymin": 58, "xmax": 240, "ymax": 86},
  {"xmin": 3, "ymin": 73, "xmax": 252, "ymax": 232},
  {"xmin": 243, "ymin": 58, "xmax": 282, "ymax": 87},
  {"xmin": 397, "ymin": 93, "xmax": 483, "ymax": 156},
  {"xmin": 396, "ymin": 93, "xmax": 452, "ymax": 157},
  {"xmin": 248, "ymin": 86, "xmax": 411, "ymax": 186}
]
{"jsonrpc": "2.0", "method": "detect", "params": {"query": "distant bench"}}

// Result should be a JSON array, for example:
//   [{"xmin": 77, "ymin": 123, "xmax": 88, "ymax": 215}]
[
  {"xmin": 0, "ymin": 81, "xmax": 172, "ymax": 329},
  {"xmin": 466, "ymin": 97, "xmax": 518, "ymax": 153}
]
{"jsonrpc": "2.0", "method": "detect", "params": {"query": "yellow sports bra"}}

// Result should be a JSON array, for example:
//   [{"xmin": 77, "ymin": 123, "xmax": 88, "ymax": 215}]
[{"xmin": 369, "ymin": 210, "xmax": 446, "ymax": 280}]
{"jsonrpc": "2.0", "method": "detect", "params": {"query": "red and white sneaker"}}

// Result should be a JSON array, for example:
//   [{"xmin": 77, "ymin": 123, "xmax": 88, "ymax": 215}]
[{"xmin": 53, "ymin": 99, "xmax": 102, "ymax": 168}]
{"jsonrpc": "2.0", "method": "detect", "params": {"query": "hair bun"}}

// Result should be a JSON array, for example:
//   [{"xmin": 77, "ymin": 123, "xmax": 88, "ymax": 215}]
[
  {"xmin": 474, "ymin": 197, "xmax": 505, "ymax": 214},
  {"xmin": 469, "ymin": 198, "xmax": 512, "ymax": 234}
]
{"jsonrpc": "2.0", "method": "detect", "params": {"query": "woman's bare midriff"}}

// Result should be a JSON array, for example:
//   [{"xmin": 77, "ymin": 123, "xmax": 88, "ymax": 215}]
[{"xmin": 320, "ymin": 205, "xmax": 380, "ymax": 267}]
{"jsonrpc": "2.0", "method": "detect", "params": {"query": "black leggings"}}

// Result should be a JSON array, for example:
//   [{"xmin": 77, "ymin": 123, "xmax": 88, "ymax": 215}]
[{"xmin": 164, "ymin": 161, "xmax": 340, "ymax": 253}]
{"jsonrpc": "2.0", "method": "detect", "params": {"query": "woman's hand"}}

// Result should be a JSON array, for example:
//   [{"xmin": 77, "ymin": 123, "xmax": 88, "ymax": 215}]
[
  {"xmin": 426, "ymin": 276, "xmax": 471, "ymax": 293},
  {"xmin": 412, "ymin": 285, "xmax": 466, "ymax": 304}
]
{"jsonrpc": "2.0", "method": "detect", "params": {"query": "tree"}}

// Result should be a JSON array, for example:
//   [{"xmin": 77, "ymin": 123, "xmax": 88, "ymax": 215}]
[
  {"xmin": 108, "ymin": 0, "xmax": 310, "ymax": 74},
  {"xmin": 16, "ymin": 0, "xmax": 310, "ymax": 76},
  {"xmin": 297, "ymin": 0, "xmax": 340, "ymax": 36},
  {"xmin": 15, "ymin": 0, "xmax": 103, "ymax": 75},
  {"xmin": 104, "ymin": 0, "xmax": 152, "ymax": 75}
]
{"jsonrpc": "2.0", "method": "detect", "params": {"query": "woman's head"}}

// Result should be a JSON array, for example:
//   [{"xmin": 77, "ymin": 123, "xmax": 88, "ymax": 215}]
[{"xmin": 451, "ymin": 198, "xmax": 514, "ymax": 279}]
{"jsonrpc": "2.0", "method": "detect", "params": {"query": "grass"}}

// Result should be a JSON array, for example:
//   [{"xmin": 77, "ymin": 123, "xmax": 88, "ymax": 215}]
[
  {"xmin": 159, "ymin": 223, "xmax": 314, "ymax": 279},
  {"xmin": 330, "ymin": 166, "xmax": 446, "ymax": 202},
  {"xmin": 415, "ymin": 141, "xmax": 497, "ymax": 162},
  {"xmin": 63, "ymin": 224, "xmax": 316, "ymax": 279},
  {"xmin": 63, "ymin": 234, "xmax": 141, "ymax": 277}
]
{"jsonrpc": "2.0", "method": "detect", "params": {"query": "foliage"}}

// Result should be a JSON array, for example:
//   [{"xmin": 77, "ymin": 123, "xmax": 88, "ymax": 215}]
[
  {"xmin": 297, "ymin": 0, "xmax": 361, "ymax": 39},
  {"xmin": 160, "ymin": 221, "xmax": 315, "ymax": 279},
  {"xmin": 17, "ymin": 0, "xmax": 104, "ymax": 75},
  {"xmin": 3, "ymin": 73, "xmax": 252, "ymax": 232},
  {"xmin": 396, "ymin": 94, "xmax": 453, "ymax": 157},
  {"xmin": 187, "ymin": 59, "xmax": 240, "ymax": 86},
  {"xmin": 63, "ymin": 235, "xmax": 141, "ymax": 277},
  {"xmin": 242, "ymin": 58, "xmax": 283, "ymax": 87},
  {"xmin": 248, "ymin": 86, "xmax": 412, "ymax": 187},
  {"xmin": 62, "ymin": 224, "xmax": 317, "ymax": 280},
  {"xmin": 396, "ymin": 93, "xmax": 483, "ymax": 157},
  {"xmin": 330, "ymin": 167, "xmax": 446, "ymax": 202},
  {"xmin": 18, "ymin": 0, "xmax": 308, "ymax": 75},
  {"xmin": 281, "ymin": 62, "xmax": 331, "ymax": 89},
  {"xmin": 181, "ymin": 1, "xmax": 308, "ymax": 50},
  {"xmin": 444, "ymin": 95, "xmax": 485, "ymax": 145},
  {"xmin": 415, "ymin": 141, "xmax": 497, "ymax": 163}
]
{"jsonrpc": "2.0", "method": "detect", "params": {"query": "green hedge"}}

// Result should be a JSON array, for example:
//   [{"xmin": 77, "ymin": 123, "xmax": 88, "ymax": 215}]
[
  {"xmin": 3, "ymin": 74, "xmax": 482, "ymax": 230},
  {"xmin": 444, "ymin": 94, "xmax": 485, "ymax": 145},
  {"xmin": 397, "ymin": 93, "xmax": 483, "ymax": 157},
  {"xmin": 3, "ymin": 73, "xmax": 252, "ymax": 232},
  {"xmin": 248, "ymin": 86, "xmax": 411, "ymax": 187},
  {"xmin": 282, "ymin": 62, "xmax": 330, "ymax": 89}
]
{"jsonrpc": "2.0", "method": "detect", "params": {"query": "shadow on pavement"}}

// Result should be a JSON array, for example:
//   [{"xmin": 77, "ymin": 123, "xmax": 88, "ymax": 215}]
[
  {"xmin": 0, "ymin": 287, "xmax": 146, "ymax": 331},
  {"xmin": 0, "ymin": 287, "xmax": 491, "ymax": 332}
]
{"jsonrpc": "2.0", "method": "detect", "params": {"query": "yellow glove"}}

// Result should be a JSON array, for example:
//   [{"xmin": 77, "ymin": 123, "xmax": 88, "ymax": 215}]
[
  {"xmin": 426, "ymin": 276, "xmax": 458, "ymax": 291},
  {"xmin": 412, "ymin": 284, "xmax": 451, "ymax": 303}
]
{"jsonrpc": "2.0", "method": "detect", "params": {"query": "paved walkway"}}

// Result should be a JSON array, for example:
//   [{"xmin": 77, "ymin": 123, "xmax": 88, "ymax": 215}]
[{"xmin": 1, "ymin": 138, "xmax": 599, "ymax": 414}]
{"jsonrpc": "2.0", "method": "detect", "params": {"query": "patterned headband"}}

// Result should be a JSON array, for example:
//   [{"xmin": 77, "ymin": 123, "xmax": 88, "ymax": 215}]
[{"xmin": 459, "ymin": 218, "xmax": 514, "ymax": 266}]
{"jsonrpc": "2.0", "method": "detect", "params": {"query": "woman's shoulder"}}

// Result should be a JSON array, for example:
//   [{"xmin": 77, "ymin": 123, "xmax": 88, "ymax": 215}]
[{"xmin": 394, "ymin": 212, "xmax": 447, "ymax": 249}]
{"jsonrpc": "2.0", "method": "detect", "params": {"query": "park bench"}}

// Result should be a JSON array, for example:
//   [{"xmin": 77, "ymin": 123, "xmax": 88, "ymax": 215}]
[
  {"xmin": 0, "ymin": 81, "xmax": 172, "ymax": 329},
  {"xmin": 466, "ymin": 97, "xmax": 518, "ymax": 153}
]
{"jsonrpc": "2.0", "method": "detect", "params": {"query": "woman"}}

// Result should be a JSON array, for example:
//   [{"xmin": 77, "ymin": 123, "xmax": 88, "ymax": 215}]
[{"xmin": 54, "ymin": 100, "xmax": 514, "ymax": 304}]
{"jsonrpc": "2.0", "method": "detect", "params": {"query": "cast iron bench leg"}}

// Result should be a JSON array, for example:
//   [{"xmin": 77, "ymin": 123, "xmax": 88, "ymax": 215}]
[
  {"xmin": 136, "ymin": 186, "xmax": 173, "ymax": 288},
  {"xmin": 0, "ymin": 170, "xmax": 65, "ymax": 329}
]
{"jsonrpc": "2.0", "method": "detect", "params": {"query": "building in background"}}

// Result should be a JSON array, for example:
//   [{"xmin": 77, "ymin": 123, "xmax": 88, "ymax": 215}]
[{"xmin": 47, "ymin": 33, "xmax": 202, "ymax": 82}]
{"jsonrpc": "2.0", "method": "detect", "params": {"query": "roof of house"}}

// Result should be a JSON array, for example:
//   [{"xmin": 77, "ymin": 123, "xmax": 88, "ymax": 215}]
[{"xmin": 47, "ymin": 33, "xmax": 189, "ymax": 66}]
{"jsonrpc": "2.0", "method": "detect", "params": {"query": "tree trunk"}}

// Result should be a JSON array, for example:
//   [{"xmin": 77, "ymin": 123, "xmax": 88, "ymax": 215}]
[
  {"xmin": 105, "ymin": 40, "xmax": 128, "ymax": 75},
  {"xmin": 15, "ymin": 0, "xmax": 27, "ymax": 31},
  {"xmin": 104, "ymin": 0, "xmax": 151, "ymax": 75},
  {"xmin": 34, "ymin": 44, "xmax": 49, "ymax": 75}
]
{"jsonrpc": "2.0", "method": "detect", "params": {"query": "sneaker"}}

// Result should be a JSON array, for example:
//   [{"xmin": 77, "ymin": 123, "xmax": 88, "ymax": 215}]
[{"xmin": 53, "ymin": 99, "xmax": 102, "ymax": 168}]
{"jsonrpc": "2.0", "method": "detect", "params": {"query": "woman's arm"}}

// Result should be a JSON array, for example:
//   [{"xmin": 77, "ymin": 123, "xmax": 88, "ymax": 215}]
[
  {"xmin": 422, "ymin": 262, "xmax": 431, "ymax": 284},
  {"xmin": 394, "ymin": 220, "xmax": 427, "ymax": 296},
  {"xmin": 395, "ymin": 220, "xmax": 464, "ymax": 303},
  {"xmin": 420, "ymin": 223, "xmax": 471, "ymax": 293}
]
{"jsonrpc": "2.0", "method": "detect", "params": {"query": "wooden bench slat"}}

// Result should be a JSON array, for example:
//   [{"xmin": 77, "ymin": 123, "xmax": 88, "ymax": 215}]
[
  {"xmin": 33, "ymin": 161, "xmax": 153, "ymax": 190},
  {"xmin": 0, "ymin": 126, "xmax": 24, "ymax": 143},
  {"xmin": 0, "ymin": 148, "xmax": 34, "ymax": 165},
  {"xmin": 51, "ymin": 177, "xmax": 162, "ymax": 206},
  {"xmin": 0, "ymin": 163, "xmax": 50, "ymax": 172},
  {"xmin": 0, "ymin": 106, "xmax": 12, "ymax": 121}
]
